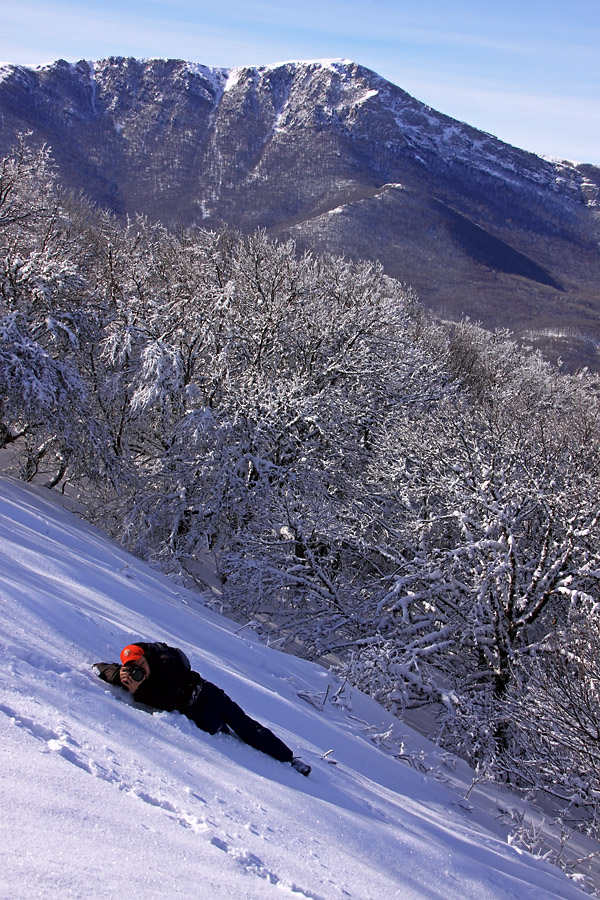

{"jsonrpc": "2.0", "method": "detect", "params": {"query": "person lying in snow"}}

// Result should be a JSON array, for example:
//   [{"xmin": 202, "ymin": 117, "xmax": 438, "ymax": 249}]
[{"xmin": 94, "ymin": 641, "xmax": 311, "ymax": 776}]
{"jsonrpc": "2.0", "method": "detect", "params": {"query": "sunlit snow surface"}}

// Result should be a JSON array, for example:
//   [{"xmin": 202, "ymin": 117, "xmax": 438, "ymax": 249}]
[{"xmin": 0, "ymin": 476, "xmax": 592, "ymax": 899}]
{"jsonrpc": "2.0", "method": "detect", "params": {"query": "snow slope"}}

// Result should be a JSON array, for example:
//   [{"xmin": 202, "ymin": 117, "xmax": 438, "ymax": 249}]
[{"xmin": 0, "ymin": 475, "xmax": 592, "ymax": 899}]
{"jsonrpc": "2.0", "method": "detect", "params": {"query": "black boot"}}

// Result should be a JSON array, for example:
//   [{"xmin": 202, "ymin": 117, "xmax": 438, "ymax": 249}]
[{"xmin": 291, "ymin": 757, "xmax": 311, "ymax": 776}]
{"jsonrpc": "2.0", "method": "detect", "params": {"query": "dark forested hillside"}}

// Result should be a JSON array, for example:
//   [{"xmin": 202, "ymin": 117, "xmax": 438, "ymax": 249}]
[{"xmin": 0, "ymin": 57, "xmax": 599, "ymax": 368}]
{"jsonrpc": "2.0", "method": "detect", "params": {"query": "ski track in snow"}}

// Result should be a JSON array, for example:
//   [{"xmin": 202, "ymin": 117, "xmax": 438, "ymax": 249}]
[{"xmin": 0, "ymin": 474, "xmax": 596, "ymax": 900}]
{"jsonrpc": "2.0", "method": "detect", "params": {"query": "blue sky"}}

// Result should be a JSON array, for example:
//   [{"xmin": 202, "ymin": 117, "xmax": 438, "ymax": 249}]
[{"xmin": 2, "ymin": 0, "xmax": 599, "ymax": 164}]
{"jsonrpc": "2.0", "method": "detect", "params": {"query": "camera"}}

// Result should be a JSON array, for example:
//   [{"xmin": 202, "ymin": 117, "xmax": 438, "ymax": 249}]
[{"xmin": 123, "ymin": 662, "xmax": 145, "ymax": 682}]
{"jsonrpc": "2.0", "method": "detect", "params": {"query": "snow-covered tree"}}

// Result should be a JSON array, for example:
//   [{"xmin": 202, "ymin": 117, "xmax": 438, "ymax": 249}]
[
  {"xmin": 93, "ymin": 227, "xmax": 438, "ymax": 624},
  {"xmin": 340, "ymin": 323, "xmax": 600, "ymax": 765},
  {"xmin": 509, "ymin": 599, "xmax": 600, "ymax": 836},
  {"xmin": 0, "ymin": 139, "xmax": 101, "ymax": 485}
]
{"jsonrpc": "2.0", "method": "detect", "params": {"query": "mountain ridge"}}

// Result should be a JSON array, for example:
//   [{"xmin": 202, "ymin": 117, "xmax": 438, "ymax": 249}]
[{"xmin": 1, "ymin": 56, "xmax": 599, "ymax": 368}]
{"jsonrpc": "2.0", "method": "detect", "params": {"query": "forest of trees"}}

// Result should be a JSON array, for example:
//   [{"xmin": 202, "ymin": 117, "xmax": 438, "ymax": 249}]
[{"xmin": 3, "ymin": 139, "xmax": 600, "ymax": 840}]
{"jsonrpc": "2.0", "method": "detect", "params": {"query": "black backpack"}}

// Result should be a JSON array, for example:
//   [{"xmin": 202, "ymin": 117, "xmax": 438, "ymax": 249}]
[{"xmin": 146, "ymin": 641, "xmax": 191, "ymax": 671}]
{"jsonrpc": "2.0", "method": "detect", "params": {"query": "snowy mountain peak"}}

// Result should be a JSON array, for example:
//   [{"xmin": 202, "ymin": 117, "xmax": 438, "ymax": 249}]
[
  {"xmin": 0, "ymin": 54, "xmax": 595, "ymax": 203},
  {"xmin": 0, "ymin": 55, "xmax": 598, "ymax": 368}
]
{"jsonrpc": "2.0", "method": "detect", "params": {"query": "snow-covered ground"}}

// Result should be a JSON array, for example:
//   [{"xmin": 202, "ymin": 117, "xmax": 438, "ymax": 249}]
[{"xmin": 0, "ymin": 474, "xmax": 596, "ymax": 899}]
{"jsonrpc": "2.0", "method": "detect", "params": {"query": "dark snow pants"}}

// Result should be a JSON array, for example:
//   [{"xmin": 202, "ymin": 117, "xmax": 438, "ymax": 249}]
[{"xmin": 186, "ymin": 681, "xmax": 293, "ymax": 763}]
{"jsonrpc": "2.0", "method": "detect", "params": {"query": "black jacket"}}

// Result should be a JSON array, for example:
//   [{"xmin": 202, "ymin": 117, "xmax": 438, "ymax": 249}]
[{"xmin": 95, "ymin": 641, "xmax": 204, "ymax": 712}]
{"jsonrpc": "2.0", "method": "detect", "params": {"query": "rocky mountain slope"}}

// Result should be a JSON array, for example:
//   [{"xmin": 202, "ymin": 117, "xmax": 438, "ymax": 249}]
[{"xmin": 1, "ymin": 56, "xmax": 599, "ymax": 367}]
